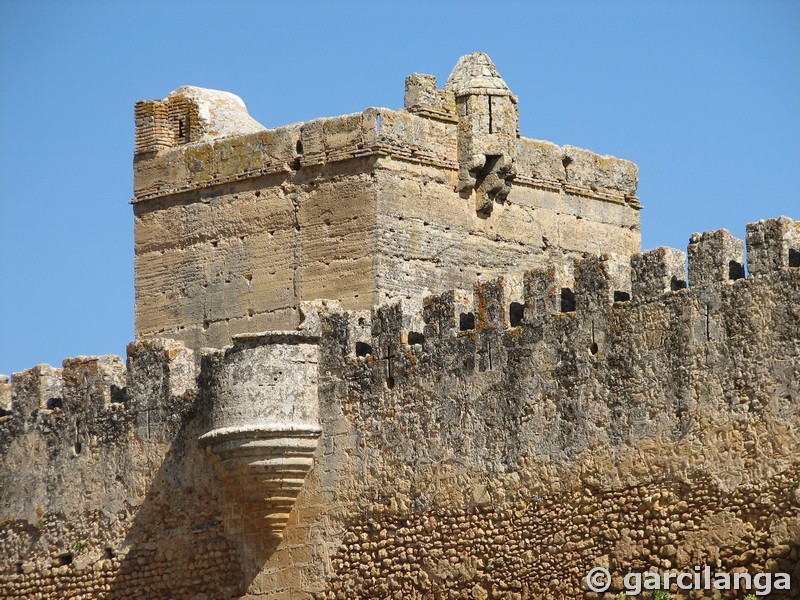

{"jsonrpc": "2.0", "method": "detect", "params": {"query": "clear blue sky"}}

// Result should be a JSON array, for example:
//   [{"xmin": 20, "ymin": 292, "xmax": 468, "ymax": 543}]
[{"xmin": 1, "ymin": 1, "xmax": 798, "ymax": 375}]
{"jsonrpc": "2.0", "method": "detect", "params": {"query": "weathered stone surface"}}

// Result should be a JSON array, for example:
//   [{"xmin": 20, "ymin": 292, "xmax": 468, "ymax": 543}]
[
  {"xmin": 0, "ymin": 343, "xmax": 242, "ymax": 599},
  {"xmin": 631, "ymin": 246, "xmax": 687, "ymax": 300},
  {"xmin": 134, "ymin": 85, "xmax": 266, "ymax": 155},
  {"xmin": 166, "ymin": 86, "xmax": 267, "ymax": 142},
  {"xmin": 1, "ymin": 53, "xmax": 798, "ymax": 600},
  {"xmin": 746, "ymin": 215, "xmax": 800, "ymax": 276},
  {"xmin": 199, "ymin": 332, "xmax": 322, "ymax": 577},
  {"xmin": 3, "ymin": 234, "xmax": 798, "ymax": 598},
  {"xmin": 687, "ymin": 228, "xmax": 745, "ymax": 286},
  {"xmin": 132, "ymin": 53, "xmax": 641, "ymax": 352}
]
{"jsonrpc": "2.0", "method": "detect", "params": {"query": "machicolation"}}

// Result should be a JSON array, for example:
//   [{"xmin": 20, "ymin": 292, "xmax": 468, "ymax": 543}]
[{"xmin": 1, "ymin": 53, "xmax": 799, "ymax": 599}]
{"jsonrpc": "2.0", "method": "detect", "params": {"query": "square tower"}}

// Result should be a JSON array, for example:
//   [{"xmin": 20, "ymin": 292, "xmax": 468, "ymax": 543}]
[{"xmin": 133, "ymin": 53, "xmax": 640, "ymax": 349}]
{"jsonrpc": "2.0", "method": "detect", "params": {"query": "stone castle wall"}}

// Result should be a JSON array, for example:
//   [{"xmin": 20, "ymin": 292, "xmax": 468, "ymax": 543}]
[
  {"xmin": 1, "ymin": 53, "xmax": 799, "ymax": 599},
  {"xmin": 312, "ymin": 218, "xmax": 800, "ymax": 599},
  {"xmin": 1, "ymin": 216, "xmax": 799, "ymax": 599},
  {"xmin": 0, "ymin": 342, "xmax": 243, "ymax": 599}
]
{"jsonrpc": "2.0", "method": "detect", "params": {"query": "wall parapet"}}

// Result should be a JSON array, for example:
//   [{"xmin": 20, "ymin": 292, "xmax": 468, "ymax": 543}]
[
  {"xmin": 0, "ymin": 340, "xmax": 197, "ymax": 453},
  {"xmin": 3, "ymin": 216, "xmax": 797, "ymax": 431},
  {"xmin": 132, "ymin": 105, "xmax": 638, "ymax": 205},
  {"xmin": 302, "ymin": 217, "xmax": 799, "ymax": 358},
  {"xmin": 134, "ymin": 54, "xmax": 638, "ymax": 208},
  {"xmin": 1, "ymin": 217, "xmax": 796, "ymax": 439}
]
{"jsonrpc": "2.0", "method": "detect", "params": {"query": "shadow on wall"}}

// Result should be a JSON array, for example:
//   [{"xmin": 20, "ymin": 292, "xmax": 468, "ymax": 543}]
[{"xmin": 104, "ymin": 391, "xmax": 247, "ymax": 599}]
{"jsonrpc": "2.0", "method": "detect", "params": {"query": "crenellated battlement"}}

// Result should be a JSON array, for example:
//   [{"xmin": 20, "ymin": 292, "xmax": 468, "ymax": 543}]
[
  {"xmin": 3, "ymin": 216, "xmax": 797, "ymax": 431},
  {"xmin": 746, "ymin": 214, "xmax": 800, "ymax": 274},
  {"xmin": 0, "ymin": 341, "xmax": 198, "ymax": 454},
  {"xmin": 295, "ymin": 216, "xmax": 799, "ymax": 359}
]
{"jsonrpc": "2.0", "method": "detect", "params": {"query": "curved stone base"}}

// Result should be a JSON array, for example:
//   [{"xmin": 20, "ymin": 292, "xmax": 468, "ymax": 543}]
[{"xmin": 199, "ymin": 425, "xmax": 321, "ymax": 539}]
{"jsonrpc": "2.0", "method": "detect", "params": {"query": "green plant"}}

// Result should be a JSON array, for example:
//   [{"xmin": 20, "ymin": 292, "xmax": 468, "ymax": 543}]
[
  {"xmin": 744, "ymin": 595, "xmax": 758, "ymax": 600},
  {"xmin": 73, "ymin": 541, "xmax": 86, "ymax": 552},
  {"xmin": 651, "ymin": 591, "xmax": 674, "ymax": 600}
]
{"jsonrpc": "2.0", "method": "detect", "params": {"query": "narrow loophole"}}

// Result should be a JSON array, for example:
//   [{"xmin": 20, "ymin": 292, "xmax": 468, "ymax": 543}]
[
  {"xmin": 670, "ymin": 276, "xmax": 687, "ymax": 291},
  {"xmin": 560, "ymin": 288, "xmax": 576, "ymax": 313},
  {"xmin": 296, "ymin": 139, "xmax": 303, "ymax": 154},
  {"xmin": 385, "ymin": 377, "xmax": 395, "ymax": 390},
  {"xmin": 613, "ymin": 291, "xmax": 630, "ymax": 303},
  {"xmin": 562, "ymin": 155, "xmax": 573, "ymax": 177},
  {"xmin": 459, "ymin": 312, "xmax": 475, "ymax": 331},
  {"xmin": 407, "ymin": 332, "xmax": 425, "ymax": 345},
  {"xmin": 728, "ymin": 260, "xmax": 745, "ymax": 280},
  {"xmin": 509, "ymin": 302, "xmax": 524, "ymax": 327},
  {"xmin": 590, "ymin": 342, "xmax": 599, "ymax": 355},
  {"xmin": 110, "ymin": 385, "xmax": 127, "ymax": 405},
  {"xmin": 74, "ymin": 421, "xmax": 82, "ymax": 455},
  {"xmin": 789, "ymin": 248, "xmax": 800, "ymax": 268}
]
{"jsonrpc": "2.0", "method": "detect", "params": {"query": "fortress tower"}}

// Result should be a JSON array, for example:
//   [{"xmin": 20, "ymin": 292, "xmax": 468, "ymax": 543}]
[
  {"xmin": 1, "ymin": 53, "xmax": 799, "ymax": 600},
  {"xmin": 133, "ymin": 53, "xmax": 640, "ymax": 349}
]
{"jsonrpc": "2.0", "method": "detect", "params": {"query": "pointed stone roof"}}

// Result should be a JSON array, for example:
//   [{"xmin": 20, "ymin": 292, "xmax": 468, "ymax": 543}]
[{"xmin": 445, "ymin": 53, "xmax": 513, "ymax": 97}]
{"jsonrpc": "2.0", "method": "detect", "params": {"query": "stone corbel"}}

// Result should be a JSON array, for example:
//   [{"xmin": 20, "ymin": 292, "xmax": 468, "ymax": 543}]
[{"xmin": 199, "ymin": 331, "xmax": 321, "ymax": 543}]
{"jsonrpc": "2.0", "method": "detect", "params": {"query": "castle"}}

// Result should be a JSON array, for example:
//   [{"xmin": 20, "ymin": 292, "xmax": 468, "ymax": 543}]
[{"xmin": 1, "ymin": 53, "xmax": 798, "ymax": 599}]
